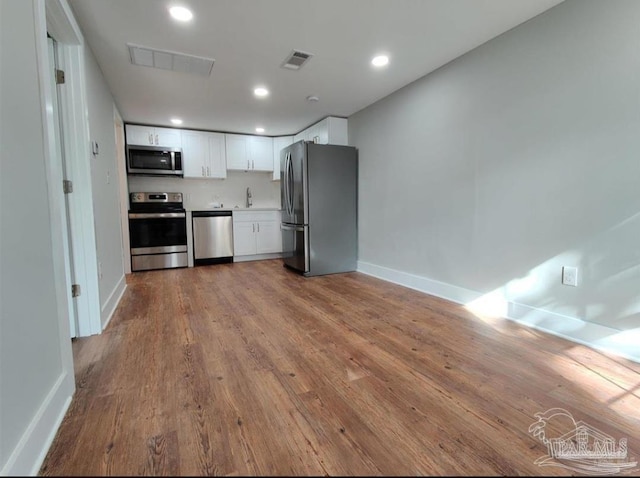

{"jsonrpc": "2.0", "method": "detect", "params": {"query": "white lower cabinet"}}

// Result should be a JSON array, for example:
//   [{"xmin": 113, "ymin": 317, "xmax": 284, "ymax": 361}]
[{"xmin": 232, "ymin": 211, "xmax": 282, "ymax": 257}]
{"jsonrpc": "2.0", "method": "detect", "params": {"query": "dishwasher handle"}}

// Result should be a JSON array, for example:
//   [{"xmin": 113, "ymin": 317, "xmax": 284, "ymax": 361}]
[{"xmin": 192, "ymin": 210, "xmax": 232, "ymax": 217}]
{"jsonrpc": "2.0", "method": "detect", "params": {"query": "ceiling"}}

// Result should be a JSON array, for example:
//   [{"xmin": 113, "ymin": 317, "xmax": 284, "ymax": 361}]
[{"xmin": 68, "ymin": 0, "xmax": 564, "ymax": 136}]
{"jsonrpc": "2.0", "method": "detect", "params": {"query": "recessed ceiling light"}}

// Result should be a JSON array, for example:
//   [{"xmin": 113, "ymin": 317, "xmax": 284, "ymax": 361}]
[
  {"xmin": 306, "ymin": 95, "xmax": 320, "ymax": 102},
  {"xmin": 254, "ymin": 87, "xmax": 269, "ymax": 97},
  {"xmin": 255, "ymin": 127, "xmax": 265, "ymax": 133},
  {"xmin": 169, "ymin": 6, "xmax": 193, "ymax": 22},
  {"xmin": 170, "ymin": 118, "xmax": 183, "ymax": 125},
  {"xmin": 371, "ymin": 55, "xmax": 389, "ymax": 67}
]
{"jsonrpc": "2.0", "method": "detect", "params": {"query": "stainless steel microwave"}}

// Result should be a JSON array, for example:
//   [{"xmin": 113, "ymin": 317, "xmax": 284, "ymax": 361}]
[{"xmin": 127, "ymin": 145, "xmax": 183, "ymax": 176}]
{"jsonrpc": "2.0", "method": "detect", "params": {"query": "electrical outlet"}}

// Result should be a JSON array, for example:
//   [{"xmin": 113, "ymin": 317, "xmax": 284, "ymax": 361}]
[{"xmin": 562, "ymin": 266, "xmax": 578, "ymax": 286}]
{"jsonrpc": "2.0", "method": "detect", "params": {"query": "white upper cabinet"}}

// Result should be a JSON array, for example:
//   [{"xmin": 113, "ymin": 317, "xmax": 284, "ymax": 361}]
[
  {"xmin": 248, "ymin": 136, "xmax": 273, "ymax": 171},
  {"xmin": 225, "ymin": 134, "xmax": 249, "ymax": 170},
  {"xmin": 226, "ymin": 134, "xmax": 273, "ymax": 172},
  {"xmin": 125, "ymin": 124, "xmax": 182, "ymax": 148},
  {"xmin": 182, "ymin": 130, "xmax": 226, "ymax": 179},
  {"xmin": 272, "ymin": 136, "xmax": 294, "ymax": 181},
  {"xmin": 292, "ymin": 116, "xmax": 348, "ymax": 146},
  {"xmin": 207, "ymin": 133, "xmax": 226, "ymax": 178},
  {"xmin": 182, "ymin": 130, "xmax": 207, "ymax": 178}
]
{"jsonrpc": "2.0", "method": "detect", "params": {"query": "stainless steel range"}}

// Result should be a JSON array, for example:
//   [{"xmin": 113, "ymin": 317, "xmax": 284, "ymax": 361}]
[{"xmin": 128, "ymin": 192, "xmax": 187, "ymax": 271}]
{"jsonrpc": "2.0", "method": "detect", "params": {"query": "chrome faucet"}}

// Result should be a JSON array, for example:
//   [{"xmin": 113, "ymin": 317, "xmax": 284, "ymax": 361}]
[{"xmin": 246, "ymin": 187, "xmax": 252, "ymax": 208}]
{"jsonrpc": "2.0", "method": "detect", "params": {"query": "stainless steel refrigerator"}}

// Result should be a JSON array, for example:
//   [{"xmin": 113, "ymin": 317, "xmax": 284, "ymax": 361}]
[{"xmin": 280, "ymin": 141, "xmax": 358, "ymax": 276}]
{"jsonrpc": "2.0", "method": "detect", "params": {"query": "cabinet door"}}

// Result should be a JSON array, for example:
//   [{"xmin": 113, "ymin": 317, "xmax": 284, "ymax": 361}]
[
  {"xmin": 272, "ymin": 136, "xmax": 293, "ymax": 180},
  {"xmin": 233, "ymin": 222, "xmax": 256, "ymax": 256},
  {"xmin": 154, "ymin": 127, "xmax": 182, "ymax": 148},
  {"xmin": 293, "ymin": 132, "xmax": 305, "ymax": 143},
  {"xmin": 256, "ymin": 221, "xmax": 281, "ymax": 253},
  {"xmin": 226, "ymin": 134, "xmax": 249, "ymax": 170},
  {"xmin": 248, "ymin": 136, "xmax": 273, "ymax": 171},
  {"xmin": 313, "ymin": 118, "xmax": 329, "ymax": 144},
  {"xmin": 207, "ymin": 132, "xmax": 226, "ymax": 178},
  {"xmin": 125, "ymin": 125, "xmax": 154, "ymax": 146},
  {"xmin": 181, "ymin": 131, "xmax": 208, "ymax": 178},
  {"xmin": 327, "ymin": 117, "xmax": 348, "ymax": 145}
]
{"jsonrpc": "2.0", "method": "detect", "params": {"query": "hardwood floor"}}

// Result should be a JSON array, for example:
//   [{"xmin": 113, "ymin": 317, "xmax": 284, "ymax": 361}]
[{"xmin": 40, "ymin": 260, "xmax": 640, "ymax": 476}]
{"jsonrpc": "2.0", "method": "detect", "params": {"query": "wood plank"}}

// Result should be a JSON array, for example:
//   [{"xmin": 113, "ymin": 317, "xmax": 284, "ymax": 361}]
[{"xmin": 40, "ymin": 260, "xmax": 640, "ymax": 476}]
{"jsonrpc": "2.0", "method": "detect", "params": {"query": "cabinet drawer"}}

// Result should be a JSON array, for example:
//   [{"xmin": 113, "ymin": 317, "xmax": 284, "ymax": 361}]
[{"xmin": 232, "ymin": 210, "xmax": 281, "ymax": 223}]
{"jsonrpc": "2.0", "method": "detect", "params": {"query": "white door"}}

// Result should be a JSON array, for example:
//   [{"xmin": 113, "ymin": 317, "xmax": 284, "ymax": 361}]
[{"xmin": 49, "ymin": 38, "xmax": 78, "ymax": 338}]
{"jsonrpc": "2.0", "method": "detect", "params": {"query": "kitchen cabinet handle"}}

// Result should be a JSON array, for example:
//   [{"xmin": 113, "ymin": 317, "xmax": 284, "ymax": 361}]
[
  {"xmin": 257, "ymin": 223, "xmax": 260, "ymax": 233},
  {"xmin": 148, "ymin": 133, "xmax": 153, "ymax": 144},
  {"xmin": 247, "ymin": 160, "xmax": 250, "ymax": 170},
  {"xmin": 252, "ymin": 223, "xmax": 255, "ymax": 233},
  {"xmin": 252, "ymin": 160, "xmax": 255, "ymax": 169},
  {"xmin": 155, "ymin": 134, "xmax": 159, "ymax": 145},
  {"xmin": 201, "ymin": 166, "xmax": 205, "ymax": 177},
  {"xmin": 207, "ymin": 166, "xmax": 210, "ymax": 176}
]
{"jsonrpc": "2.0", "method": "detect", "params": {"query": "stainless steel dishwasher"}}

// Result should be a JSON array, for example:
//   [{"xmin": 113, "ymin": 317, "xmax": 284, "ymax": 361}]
[{"xmin": 192, "ymin": 211, "xmax": 234, "ymax": 265}]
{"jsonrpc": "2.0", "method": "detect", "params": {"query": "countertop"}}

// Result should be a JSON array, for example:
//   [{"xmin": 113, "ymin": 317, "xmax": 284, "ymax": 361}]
[{"xmin": 186, "ymin": 207, "xmax": 282, "ymax": 212}]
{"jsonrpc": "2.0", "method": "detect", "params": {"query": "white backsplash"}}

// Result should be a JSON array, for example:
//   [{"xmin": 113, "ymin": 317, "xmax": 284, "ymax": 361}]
[{"xmin": 127, "ymin": 171, "xmax": 281, "ymax": 209}]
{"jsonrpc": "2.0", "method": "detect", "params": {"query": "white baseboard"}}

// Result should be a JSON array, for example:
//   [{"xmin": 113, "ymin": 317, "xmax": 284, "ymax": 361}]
[
  {"xmin": 357, "ymin": 261, "xmax": 640, "ymax": 364},
  {"xmin": 101, "ymin": 274, "xmax": 126, "ymax": 330},
  {"xmin": 0, "ymin": 372, "xmax": 74, "ymax": 476}
]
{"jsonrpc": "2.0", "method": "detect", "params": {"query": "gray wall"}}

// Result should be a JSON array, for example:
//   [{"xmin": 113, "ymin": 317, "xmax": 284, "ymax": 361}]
[
  {"xmin": 1, "ymin": 0, "xmax": 74, "ymax": 471},
  {"xmin": 350, "ymin": 0, "xmax": 640, "ymax": 332},
  {"xmin": 84, "ymin": 45, "xmax": 126, "ymax": 325}
]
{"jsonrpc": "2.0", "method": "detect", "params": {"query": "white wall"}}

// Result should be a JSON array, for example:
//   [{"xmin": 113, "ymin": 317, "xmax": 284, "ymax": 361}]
[
  {"xmin": 350, "ymin": 0, "xmax": 640, "ymax": 360},
  {"xmin": 1, "ymin": 0, "xmax": 75, "ymax": 473},
  {"xmin": 128, "ymin": 172, "xmax": 281, "ymax": 210},
  {"xmin": 83, "ymin": 45, "xmax": 126, "ymax": 328}
]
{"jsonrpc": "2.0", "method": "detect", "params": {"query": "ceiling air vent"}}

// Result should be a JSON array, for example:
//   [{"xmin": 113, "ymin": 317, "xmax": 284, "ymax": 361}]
[
  {"xmin": 127, "ymin": 44, "xmax": 214, "ymax": 77},
  {"xmin": 281, "ymin": 50, "xmax": 313, "ymax": 70}
]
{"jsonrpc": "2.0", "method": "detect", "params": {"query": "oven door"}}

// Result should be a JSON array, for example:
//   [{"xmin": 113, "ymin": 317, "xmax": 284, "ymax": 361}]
[{"xmin": 128, "ymin": 212, "xmax": 187, "ymax": 255}]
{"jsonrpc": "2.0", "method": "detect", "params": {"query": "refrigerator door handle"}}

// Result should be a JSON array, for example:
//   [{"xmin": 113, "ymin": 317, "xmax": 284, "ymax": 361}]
[
  {"xmin": 280, "ymin": 223, "xmax": 305, "ymax": 232},
  {"xmin": 288, "ymin": 152, "xmax": 293, "ymax": 216},
  {"xmin": 283, "ymin": 153, "xmax": 290, "ymax": 216},
  {"xmin": 287, "ymin": 152, "xmax": 295, "ymax": 216}
]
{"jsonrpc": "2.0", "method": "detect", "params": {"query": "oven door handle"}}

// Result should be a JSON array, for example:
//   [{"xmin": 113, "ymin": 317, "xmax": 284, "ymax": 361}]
[{"xmin": 129, "ymin": 212, "xmax": 186, "ymax": 219}]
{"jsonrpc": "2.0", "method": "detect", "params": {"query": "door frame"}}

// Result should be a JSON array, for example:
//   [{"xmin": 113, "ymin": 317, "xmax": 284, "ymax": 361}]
[{"xmin": 44, "ymin": 0, "xmax": 101, "ymax": 336}]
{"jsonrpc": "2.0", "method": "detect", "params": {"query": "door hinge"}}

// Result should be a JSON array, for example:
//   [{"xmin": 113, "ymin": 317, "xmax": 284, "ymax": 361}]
[
  {"xmin": 63, "ymin": 179, "xmax": 73, "ymax": 194},
  {"xmin": 55, "ymin": 69, "xmax": 65, "ymax": 85},
  {"xmin": 71, "ymin": 284, "xmax": 81, "ymax": 298}
]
